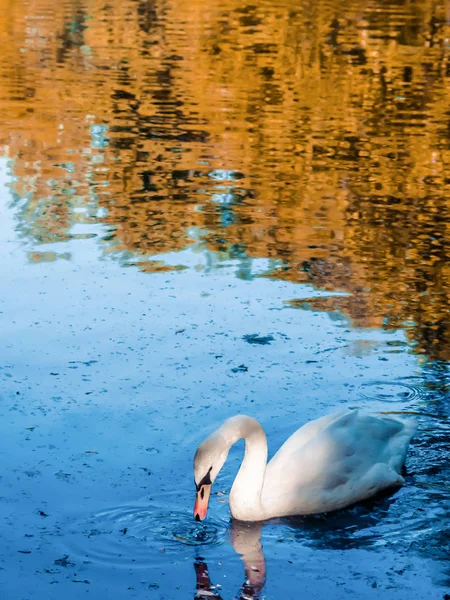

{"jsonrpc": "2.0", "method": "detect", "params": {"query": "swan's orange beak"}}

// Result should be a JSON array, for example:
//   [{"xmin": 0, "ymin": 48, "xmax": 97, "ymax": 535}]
[{"xmin": 194, "ymin": 485, "xmax": 211, "ymax": 521}]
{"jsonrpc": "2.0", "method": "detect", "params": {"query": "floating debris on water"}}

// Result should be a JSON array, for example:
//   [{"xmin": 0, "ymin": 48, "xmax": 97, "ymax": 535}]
[{"xmin": 243, "ymin": 334, "xmax": 274, "ymax": 345}]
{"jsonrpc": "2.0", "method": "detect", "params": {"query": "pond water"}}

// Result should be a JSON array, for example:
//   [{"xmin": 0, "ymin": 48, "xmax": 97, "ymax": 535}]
[{"xmin": 0, "ymin": 0, "xmax": 449, "ymax": 598}]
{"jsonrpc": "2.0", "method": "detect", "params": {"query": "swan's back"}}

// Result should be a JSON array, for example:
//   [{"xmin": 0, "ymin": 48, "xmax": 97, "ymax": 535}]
[{"xmin": 262, "ymin": 410, "xmax": 416, "ymax": 517}]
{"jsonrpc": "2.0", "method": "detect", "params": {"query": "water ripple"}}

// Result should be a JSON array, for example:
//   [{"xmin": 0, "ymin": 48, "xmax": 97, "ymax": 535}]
[
  {"xmin": 64, "ymin": 504, "xmax": 228, "ymax": 569},
  {"xmin": 358, "ymin": 380, "xmax": 426, "ymax": 403}
]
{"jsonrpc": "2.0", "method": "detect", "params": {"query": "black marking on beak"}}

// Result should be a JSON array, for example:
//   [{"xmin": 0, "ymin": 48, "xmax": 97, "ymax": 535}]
[
  {"xmin": 195, "ymin": 513, "xmax": 200, "ymax": 522},
  {"xmin": 195, "ymin": 466, "xmax": 212, "ymax": 491}
]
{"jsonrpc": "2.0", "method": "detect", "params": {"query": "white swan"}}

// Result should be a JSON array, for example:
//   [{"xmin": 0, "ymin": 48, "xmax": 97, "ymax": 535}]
[{"xmin": 193, "ymin": 410, "xmax": 416, "ymax": 521}]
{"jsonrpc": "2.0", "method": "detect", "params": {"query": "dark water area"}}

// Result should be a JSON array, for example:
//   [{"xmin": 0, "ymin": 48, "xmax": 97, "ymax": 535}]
[{"xmin": 0, "ymin": 0, "xmax": 449, "ymax": 598}]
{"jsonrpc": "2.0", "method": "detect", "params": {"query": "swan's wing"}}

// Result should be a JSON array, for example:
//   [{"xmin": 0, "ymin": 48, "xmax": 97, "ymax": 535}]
[
  {"xmin": 267, "ymin": 410, "xmax": 350, "ymax": 468},
  {"xmin": 263, "ymin": 411, "xmax": 416, "ymax": 516}
]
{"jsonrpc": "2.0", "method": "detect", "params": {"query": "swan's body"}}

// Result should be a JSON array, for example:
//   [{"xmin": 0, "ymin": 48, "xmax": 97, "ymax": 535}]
[{"xmin": 193, "ymin": 410, "xmax": 416, "ymax": 521}]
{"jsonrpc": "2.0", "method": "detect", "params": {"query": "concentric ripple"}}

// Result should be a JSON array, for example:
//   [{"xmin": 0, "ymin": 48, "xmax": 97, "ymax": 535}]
[
  {"xmin": 357, "ymin": 380, "xmax": 426, "ymax": 403},
  {"xmin": 64, "ymin": 504, "xmax": 228, "ymax": 569}
]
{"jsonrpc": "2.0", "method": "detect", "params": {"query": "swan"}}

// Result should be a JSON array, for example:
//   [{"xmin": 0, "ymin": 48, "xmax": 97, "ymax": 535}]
[{"xmin": 193, "ymin": 410, "xmax": 416, "ymax": 522}]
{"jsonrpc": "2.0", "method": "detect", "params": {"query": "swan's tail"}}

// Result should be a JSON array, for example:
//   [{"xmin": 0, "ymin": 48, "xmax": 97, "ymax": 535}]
[{"xmin": 382, "ymin": 415, "xmax": 417, "ymax": 474}]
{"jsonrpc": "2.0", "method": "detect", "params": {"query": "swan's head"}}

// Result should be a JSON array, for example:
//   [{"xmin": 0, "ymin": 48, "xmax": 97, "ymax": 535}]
[{"xmin": 193, "ymin": 431, "xmax": 229, "ymax": 521}]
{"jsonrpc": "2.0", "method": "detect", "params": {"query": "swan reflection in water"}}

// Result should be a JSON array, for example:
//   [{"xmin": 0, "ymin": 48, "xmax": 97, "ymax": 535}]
[
  {"xmin": 192, "ymin": 492, "xmax": 402, "ymax": 599},
  {"xmin": 194, "ymin": 520, "xmax": 265, "ymax": 600}
]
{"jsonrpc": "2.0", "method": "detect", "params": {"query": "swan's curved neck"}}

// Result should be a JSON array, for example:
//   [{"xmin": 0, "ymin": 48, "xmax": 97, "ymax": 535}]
[{"xmin": 219, "ymin": 416, "xmax": 268, "ymax": 521}]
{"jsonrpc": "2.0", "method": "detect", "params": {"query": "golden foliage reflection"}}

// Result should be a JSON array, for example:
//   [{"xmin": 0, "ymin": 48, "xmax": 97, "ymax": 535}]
[{"xmin": 0, "ymin": 0, "xmax": 449, "ymax": 360}]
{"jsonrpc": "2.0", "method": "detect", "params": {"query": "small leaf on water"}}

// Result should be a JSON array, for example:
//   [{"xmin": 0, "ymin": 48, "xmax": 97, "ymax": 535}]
[{"xmin": 54, "ymin": 555, "xmax": 75, "ymax": 568}]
